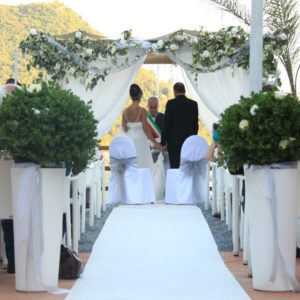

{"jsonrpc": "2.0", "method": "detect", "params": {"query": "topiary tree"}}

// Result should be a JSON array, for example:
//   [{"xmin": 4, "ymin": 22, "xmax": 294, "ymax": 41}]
[{"xmin": 0, "ymin": 82, "xmax": 98, "ymax": 174}]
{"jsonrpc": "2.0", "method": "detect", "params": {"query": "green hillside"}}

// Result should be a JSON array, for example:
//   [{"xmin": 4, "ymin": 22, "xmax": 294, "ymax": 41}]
[{"xmin": 0, "ymin": 0, "xmax": 100, "ymax": 85}]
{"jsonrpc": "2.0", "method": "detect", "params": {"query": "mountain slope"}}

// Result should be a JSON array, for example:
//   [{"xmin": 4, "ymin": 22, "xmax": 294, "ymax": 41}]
[{"xmin": 0, "ymin": 1, "xmax": 101, "ymax": 84}]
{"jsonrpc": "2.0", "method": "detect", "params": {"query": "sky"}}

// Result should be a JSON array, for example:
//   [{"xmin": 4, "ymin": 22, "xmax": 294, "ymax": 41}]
[{"xmin": 2, "ymin": 0, "xmax": 249, "ymax": 38}]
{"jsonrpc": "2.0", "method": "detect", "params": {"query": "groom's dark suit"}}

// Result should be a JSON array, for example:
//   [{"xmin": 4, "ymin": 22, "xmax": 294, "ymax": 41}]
[{"xmin": 161, "ymin": 94, "xmax": 199, "ymax": 168}]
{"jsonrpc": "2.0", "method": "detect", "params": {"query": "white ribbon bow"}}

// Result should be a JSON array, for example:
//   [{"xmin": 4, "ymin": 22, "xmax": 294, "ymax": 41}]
[{"xmin": 177, "ymin": 159, "xmax": 207, "ymax": 204}]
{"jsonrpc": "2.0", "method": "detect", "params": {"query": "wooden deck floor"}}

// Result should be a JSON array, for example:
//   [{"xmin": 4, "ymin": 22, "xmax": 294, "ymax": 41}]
[{"xmin": 0, "ymin": 253, "xmax": 299, "ymax": 300}]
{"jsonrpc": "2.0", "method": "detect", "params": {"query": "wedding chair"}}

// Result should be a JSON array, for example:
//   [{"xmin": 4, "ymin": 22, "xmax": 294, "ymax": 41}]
[
  {"xmin": 85, "ymin": 164, "xmax": 97, "ymax": 226},
  {"xmin": 216, "ymin": 166, "xmax": 225, "ymax": 221},
  {"xmin": 69, "ymin": 175, "xmax": 80, "ymax": 253},
  {"xmin": 0, "ymin": 226, "xmax": 8, "ymax": 267},
  {"xmin": 107, "ymin": 136, "xmax": 155, "ymax": 204},
  {"xmin": 165, "ymin": 135, "xmax": 208, "ymax": 205},
  {"xmin": 100, "ymin": 159, "xmax": 106, "ymax": 212},
  {"xmin": 297, "ymin": 200, "xmax": 300, "ymax": 251},
  {"xmin": 204, "ymin": 162, "xmax": 212, "ymax": 210},
  {"xmin": 93, "ymin": 160, "xmax": 103, "ymax": 218},
  {"xmin": 210, "ymin": 161, "xmax": 218, "ymax": 214},
  {"xmin": 223, "ymin": 169, "xmax": 233, "ymax": 230},
  {"xmin": 231, "ymin": 175, "xmax": 240, "ymax": 256},
  {"xmin": 63, "ymin": 175, "xmax": 72, "ymax": 247},
  {"xmin": 78, "ymin": 172, "xmax": 87, "ymax": 233}
]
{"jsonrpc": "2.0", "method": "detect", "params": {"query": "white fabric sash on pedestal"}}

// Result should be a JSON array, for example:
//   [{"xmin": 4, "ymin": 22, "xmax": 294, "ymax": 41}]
[
  {"xmin": 249, "ymin": 162, "xmax": 300, "ymax": 291},
  {"xmin": 13, "ymin": 163, "xmax": 68, "ymax": 294}
]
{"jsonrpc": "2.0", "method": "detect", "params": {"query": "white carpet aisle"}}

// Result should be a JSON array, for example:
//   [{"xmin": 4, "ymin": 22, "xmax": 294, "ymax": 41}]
[{"xmin": 66, "ymin": 205, "xmax": 250, "ymax": 300}]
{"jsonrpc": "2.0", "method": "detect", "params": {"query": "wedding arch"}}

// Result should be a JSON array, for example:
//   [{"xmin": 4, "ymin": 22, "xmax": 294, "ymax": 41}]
[{"xmin": 19, "ymin": 27, "xmax": 287, "ymax": 136}]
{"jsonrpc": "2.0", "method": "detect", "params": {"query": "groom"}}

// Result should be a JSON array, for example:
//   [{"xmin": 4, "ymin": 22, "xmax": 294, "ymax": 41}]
[{"xmin": 161, "ymin": 82, "xmax": 199, "ymax": 168}]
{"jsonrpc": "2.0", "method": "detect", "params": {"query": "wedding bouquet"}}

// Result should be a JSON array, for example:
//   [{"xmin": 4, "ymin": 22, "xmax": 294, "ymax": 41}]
[
  {"xmin": 0, "ymin": 82, "xmax": 98, "ymax": 174},
  {"xmin": 219, "ymin": 91, "xmax": 300, "ymax": 173}
]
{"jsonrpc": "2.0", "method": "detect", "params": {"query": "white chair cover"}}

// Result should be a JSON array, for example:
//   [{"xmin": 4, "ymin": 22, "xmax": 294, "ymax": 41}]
[
  {"xmin": 165, "ymin": 136, "xmax": 208, "ymax": 204},
  {"xmin": 107, "ymin": 136, "xmax": 155, "ymax": 204}
]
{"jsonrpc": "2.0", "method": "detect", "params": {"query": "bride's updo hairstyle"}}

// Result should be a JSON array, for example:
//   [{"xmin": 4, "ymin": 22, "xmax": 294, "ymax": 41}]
[{"xmin": 129, "ymin": 83, "xmax": 142, "ymax": 101}]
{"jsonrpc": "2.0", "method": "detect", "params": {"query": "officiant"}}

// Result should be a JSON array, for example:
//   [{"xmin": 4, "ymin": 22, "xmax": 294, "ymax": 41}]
[{"xmin": 147, "ymin": 96, "xmax": 164, "ymax": 162}]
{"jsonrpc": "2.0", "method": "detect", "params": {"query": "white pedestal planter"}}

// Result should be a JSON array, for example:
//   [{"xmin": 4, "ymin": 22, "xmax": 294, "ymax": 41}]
[
  {"xmin": 244, "ymin": 164, "xmax": 299, "ymax": 291},
  {"xmin": 11, "ymin": 165, "xmax": 65, "ymax": 292},
  {"xmin": 0, "ymin": 159, "xmax": 14, "ymax": 219}
]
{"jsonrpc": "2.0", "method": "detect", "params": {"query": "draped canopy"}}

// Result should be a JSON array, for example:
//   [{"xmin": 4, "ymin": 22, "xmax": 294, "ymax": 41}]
[{"xmin": 21, "ymin": 27, "xmax": 286, "ymax": 136}]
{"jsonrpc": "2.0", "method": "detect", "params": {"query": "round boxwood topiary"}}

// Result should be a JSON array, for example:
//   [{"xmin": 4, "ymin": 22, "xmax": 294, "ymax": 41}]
[{"xmin": 0, "ymin": 82, "xmax": 98, "ymax": 174}]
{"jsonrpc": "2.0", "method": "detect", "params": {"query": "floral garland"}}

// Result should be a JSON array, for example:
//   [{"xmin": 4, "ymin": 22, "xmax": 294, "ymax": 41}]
[{"xmin": 20, "ymin": 27, "xmax": 288, "ymax": 89}]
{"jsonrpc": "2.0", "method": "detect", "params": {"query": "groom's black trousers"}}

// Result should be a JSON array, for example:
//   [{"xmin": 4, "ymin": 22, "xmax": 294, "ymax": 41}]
[{"xmin": 168, "ymin": 144, "xmax": 182, "ymax": 169}]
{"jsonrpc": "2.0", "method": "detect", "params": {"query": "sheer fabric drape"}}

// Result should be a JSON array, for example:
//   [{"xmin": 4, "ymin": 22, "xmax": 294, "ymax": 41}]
[{"xmin": 60, "ymin": 50, "xmax": 146, "ymax": 136}]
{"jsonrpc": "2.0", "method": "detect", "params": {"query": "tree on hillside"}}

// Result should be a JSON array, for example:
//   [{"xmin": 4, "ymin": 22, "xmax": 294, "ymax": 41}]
[{"xmin": 211, "ymin": 0, "xmax": 300, "ymax": 96}]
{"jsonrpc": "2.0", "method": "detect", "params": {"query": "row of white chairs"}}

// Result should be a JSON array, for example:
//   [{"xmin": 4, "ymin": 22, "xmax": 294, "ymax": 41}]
[
  {"xmin": 64, "ymin": 160, "xmax": 106, "ymax": 253},
  {"xmin": 205, "ymin": 162, "xmax": 245, "ymax": 255}
]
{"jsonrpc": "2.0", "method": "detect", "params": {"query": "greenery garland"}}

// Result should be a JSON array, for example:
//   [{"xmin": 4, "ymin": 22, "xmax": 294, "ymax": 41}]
[{"xmin": 19, "ymin": 26, "xmax": 288, "ymax": 89}]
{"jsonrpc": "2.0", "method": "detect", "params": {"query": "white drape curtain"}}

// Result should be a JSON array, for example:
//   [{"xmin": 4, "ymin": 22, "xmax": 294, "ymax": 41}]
[
  {"xmin": 60, "ymin": 49, "xmax": 146, "ymax": 137},
  {"xmin": 178, "ymin": 67, "xmax": 219, "ymax": 132},
  {"xmin": 167, "ymin": 46, "xmax": 251, "ymax": 119},
  {"xmin": 185, "ymin": 67, "xmax": 250, "ymax": 117},
  {"xmin": 60, "ymin": 45, "xmax": 251, "ymax": 137}
]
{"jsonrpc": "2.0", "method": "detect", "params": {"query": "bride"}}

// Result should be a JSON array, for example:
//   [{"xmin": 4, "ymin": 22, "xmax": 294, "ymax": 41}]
[{"xmin": 121, "ymin": 84, "xmax": 161, "ymax": 169}]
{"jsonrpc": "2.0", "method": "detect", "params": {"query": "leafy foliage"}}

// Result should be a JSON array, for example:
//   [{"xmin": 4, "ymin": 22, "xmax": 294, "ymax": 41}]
[
  {"xmin": 20, "ymin": 26, "xmax": 288, "ymax": 89},
  {"xmin": 265, "ymin": 0, "xmax": 300, "ymax": 96},
  {"xmin": 0, "ymin": 83, "xmax": 98, "ymax": 174},
  {"xmin": 210, "ymin": 0, "xmax": 251, "ymax": 25},
  {"xmin": 219, "ymin": 92, "xmax": 300, "ymax": 172},
  {"xmin": 211, "ymin": 0, "xmax": 300, "ymax": 96}
]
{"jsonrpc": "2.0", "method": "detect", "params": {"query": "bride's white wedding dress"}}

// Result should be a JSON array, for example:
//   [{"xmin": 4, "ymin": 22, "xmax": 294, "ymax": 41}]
[{"xmin": 124, "ymin": 122, "xmax": 154, "ymax": 170}]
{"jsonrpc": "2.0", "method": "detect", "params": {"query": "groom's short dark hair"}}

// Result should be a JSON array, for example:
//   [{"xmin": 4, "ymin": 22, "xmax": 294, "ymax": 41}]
[{"xmin": 173, "ymin": 82, "xmax": 185, "ymax": 94}]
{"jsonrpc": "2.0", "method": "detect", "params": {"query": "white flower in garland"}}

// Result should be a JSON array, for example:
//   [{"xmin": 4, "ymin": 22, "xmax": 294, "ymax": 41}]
[
  {"xmin": 120, "ymin": 39, "xmax": 127, "ymax": 46},
  {"xmin": 30, "ymin": 28, "xmax": 37, "ymax": 35},
  {"xmin": 75, "ymin": 31, "xmax": 82, "ymax": 39},
  {"xmin": 202, "ymin": 50, "xmax": 211, "ymax": 58},
  {"xmin": 191, "ymin": 36, "xmax": 198, "ymax": 44},
  {"xmin": 218, "ymin": 49, "xmax": 225, "ymax": 55},
  {"xmin": 279, "ymin": 33, "xmax": 288, "ymax": 41},
  {"xmin": 250, "ymin": 104, "xmax": 259, "ymax": 116},
  {"xmin": 175, "ymin": 35, "xmax": 184, "ymax": 41},
  {"xmin": 32, "ymin": 108, "xmax": 41, "ymax": 115},
  {"xmin": 170, "ymin": 43, "xmax": 179, "ymax": 51},
  {"xmin": 157, "ymin": 40, "xmax": 164, "ymax": 48},
  {"xmin": 86, "ymin": 48, "xmax": 93, "ymax": 56},
  {"xmin": 289, "ymin": 137, "xmax": 296, "ymax": 142},
  {"xmin": 151, "ymin": 43, "xmax": 158, "ymax": 51},
  {"xmin": 209, "ymin": 34, "xmax": 215, "ymax": 40},
  {"xmin": 279, "ymin": 139, "xmax": 289, "ymax": 150},
  {"xmin": 266, "ymin": 31, "xmax": 274, "ymax": 39},
  {"xmin": 27, "ymin": 83, "xmax": 42, "ymax": 93},
  {"xmin": 231, "ymin": 27, "xmax": 239, "ymax": 37},
  {"xmin": 239, "ymin": 119, "xmax": 249, "ymax": 130},
  {"xmin": 274, "ymin": 91, "xmax": 286, "ymax": 100},
  {"xmin": 110, "ymin": 45, "xmax": 117, "ymax": 54}
]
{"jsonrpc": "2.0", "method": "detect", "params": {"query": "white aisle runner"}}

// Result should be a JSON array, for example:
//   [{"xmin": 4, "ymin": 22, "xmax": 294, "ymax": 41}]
[{"xmin": 66, "ymin": 205, "xmax": 250, "ymax": 300}]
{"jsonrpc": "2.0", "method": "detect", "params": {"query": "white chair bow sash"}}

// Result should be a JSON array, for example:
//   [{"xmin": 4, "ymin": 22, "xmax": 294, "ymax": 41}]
[
  {"xmin": 110, "ymin": 156, "xmax": 137, "ymax": 174},
  {"xmin": 177, "ymin": 158, "xmax": 207, "ymax": 204},
  {"xmin": 109, "ymin": 156, "xmax": 141, "ymax": 204}
]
